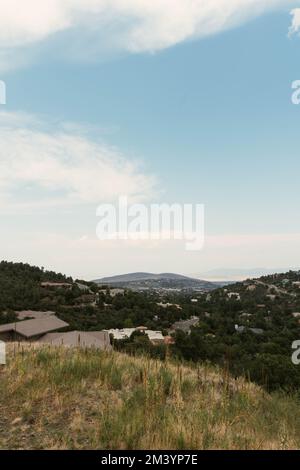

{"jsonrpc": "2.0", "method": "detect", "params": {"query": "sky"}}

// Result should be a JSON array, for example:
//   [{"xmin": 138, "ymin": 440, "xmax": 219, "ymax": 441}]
[{"xmin": 1, "ymin": 1, "xmax": 300, "ymax": 280}]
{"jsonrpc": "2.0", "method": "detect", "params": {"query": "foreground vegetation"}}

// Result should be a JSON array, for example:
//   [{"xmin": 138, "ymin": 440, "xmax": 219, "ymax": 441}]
[{"xmin": 0, "ymin": 345, "xmax": 300, "ymax": 450}]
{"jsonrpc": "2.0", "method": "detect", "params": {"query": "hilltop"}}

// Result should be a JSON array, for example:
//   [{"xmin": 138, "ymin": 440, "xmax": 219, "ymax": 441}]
[
  {"xmin": 1, "ymin": 344, "xmax": 300, "ymax": 450},
  {"xmin": 94, "ymin": 272, "xmax": 218, "ymax": 292}
]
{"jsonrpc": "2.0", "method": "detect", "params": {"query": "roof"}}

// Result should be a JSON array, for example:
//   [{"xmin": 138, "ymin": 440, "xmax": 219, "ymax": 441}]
[
  {"xmin": 106, "ymin": 328, "xmax": 164, "ymax": 342},
  {"xmin": 16, "ymin": 310, "xmax": 55, "ymax": 320},
  {"xmin": 250, "ymin": 328, "xmax": 264, "ymax": 335},
  {"xmin": 0, "ymin": 316, "xmax": 69, "ymax": 338},
  {"xmin": 171, "ymin": 317, "xmax": 199, "ymax": 333},
  {"xmin": 235, "ymin": 325, "xmax": 264, "ymax": 335},
  {"xmin": 41, "ymin": 282, "xmax": 72, "ymax": 287},
  {"xmin": 157, "ymin": 302, "xmax": 182, "ymax": 309},
  {"xmin": 38, "ymin": 331, "xmax": 111, "ymax": 350},
  {"xmin": 105, "ymin": 328, "xmax": 135, "ymax": 339},
  {"xmin": 145, "ymin": 330, "xmax": 164, "ymax": 341}
]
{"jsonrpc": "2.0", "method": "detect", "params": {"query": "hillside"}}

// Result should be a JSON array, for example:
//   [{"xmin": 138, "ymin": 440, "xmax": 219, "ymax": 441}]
[
  {"xmin": 94, "ymin": 272, "xmax": 217, "ymax": 291},
  {"xmin": 0, "ymin": 261, "xmax": 73, "ymax": 314},
  {"xmin": 1, "ymin": 344, "xmax": 300, "ymax": 450},
  {"xmin": 1, "ymin": 261, "xmax": 300, "ymax": 392},
  {"xmin": 174, "ymin": 270, "xmax": 300, "ymax": 391}
]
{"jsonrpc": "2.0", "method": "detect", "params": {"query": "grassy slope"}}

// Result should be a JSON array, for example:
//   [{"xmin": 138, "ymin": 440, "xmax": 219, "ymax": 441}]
[{"xmin": 0, "ymin": 345, "xmax": 300, "ymax": 450}]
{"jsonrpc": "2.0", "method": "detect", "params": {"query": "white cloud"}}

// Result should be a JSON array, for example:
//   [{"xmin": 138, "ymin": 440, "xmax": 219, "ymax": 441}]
[
  {"xmin": 0, "ymin": 0, "xmax": 296, "ymax": 69},
  {"xmin": 289, "ymin": 8, "xmax": 300, "ymax": 36},
  {"xmin": 0, "ymin": 111, "xmax": 156, "ymax": 211}
]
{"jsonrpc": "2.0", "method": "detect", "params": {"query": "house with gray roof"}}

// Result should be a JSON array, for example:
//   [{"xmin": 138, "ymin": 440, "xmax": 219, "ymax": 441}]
[
  {"xmin": 169, "ymin": 316, "xmax": 199, "ymax": 334},
  {"xmin": 0, "ymin": 316, "xmax": 69, "ymax": 342},
  {"xmin": 235, "ymin": 325, "xmax": 264, "ymax": 335},
  {"xmin": 38, "ymin": 330, "xmax": 112, "ymax": 350}
]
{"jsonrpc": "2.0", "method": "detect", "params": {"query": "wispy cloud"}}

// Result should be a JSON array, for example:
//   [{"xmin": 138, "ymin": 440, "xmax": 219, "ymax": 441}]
[
  {"xmin": 0, "ymin": 111, "xmax": 157, "ymax": 212},
  {"xmin": 0, "ymin": 0, "xmax": 297, "ymax": 70}
]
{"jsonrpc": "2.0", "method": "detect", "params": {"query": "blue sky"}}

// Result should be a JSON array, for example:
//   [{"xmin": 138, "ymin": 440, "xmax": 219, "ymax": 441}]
[{"xmin": 1, "ymin": 1, "xmax": 300, "ymax": 279}]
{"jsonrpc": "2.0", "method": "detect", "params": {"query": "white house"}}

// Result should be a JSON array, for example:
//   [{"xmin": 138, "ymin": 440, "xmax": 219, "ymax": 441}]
[
  {"xmin": 106, "ymin": 328, "xmax": 164, "ymax": 344},
  {"xmin": 227, "ymin": 292, "xmax": 241, "ymax": 301},
  {"xmin": 106, "ymin": 328, "xmax": 135, "ymax": 340},
  {"xmin": 157, "ymin": 302, "xmax": 182, "ymax": 310},
  {"xmin": 144, "ymin": 330, "xmax": 164, "ymax": 344}
]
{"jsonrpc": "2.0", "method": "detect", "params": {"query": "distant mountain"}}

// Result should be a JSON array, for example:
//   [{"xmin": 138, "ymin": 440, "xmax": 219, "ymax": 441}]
[
  {"xmin": 93, "ymin": 272, "xmax": 218, "ymax": 292},
  {"xmin": 97, "ymin": 272, "xmax": 196, "ymax": 283}
]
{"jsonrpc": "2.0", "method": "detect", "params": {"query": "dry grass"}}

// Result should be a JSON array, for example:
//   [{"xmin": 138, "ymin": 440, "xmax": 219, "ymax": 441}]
[{"xmin": 0, "ymin": 343, "xmax": 300, "ymax": 450}]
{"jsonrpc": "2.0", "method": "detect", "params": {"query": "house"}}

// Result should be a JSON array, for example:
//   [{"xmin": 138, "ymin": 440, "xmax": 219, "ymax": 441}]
[
  {"xmin": 292, "ymin": 281, "xmax": 300, "ymax": 288},
  {"xmin": 170, "ymin": 316, "xmax": 199, "ymax": 334},
  {"xmin": 157, "ymin": 302, "xmax": 182, "ymax": 310},
  {"xmin": 191, "ymin": 299, "xmax": 198, "ymax": 303},
  {"xmin": 235, "ymin": 325, "xmax": 264, "ymax": 335},
  {"xmin": 292, "ymin": 312, "xmax": 300, "ymax": 318},
  {"xmin": 109, "ymin": 288, "xmax": 125, "ymax": 297},
  {"xmin": 99, "ymin": 288, "xmax": 125, "ymax": 297},
  {"xmin": 227, "ymin": 292, "xmax": 241, "ymax": 300},
  {"xmin": 111, "ymin": 288, "xmax": 125, "ymax": 297},
  {"xmin": 38, "ymin": 331, "xmax": 111, "ymax": 350},
  {"xmin": 249, "ymin": 328, "xmax": 264, "ymax": 335},
  {"xmin": 144, "ymin": 330, "xmax": 164, "ymax": 344},
  {"xmin": 106, "ymin": 328, "xmax": 164, "ymax": 344},
  {"xmin": 0, "ymin": 316, "xmax": 69, "ymax": 342},
  {"xmin": 106, "ymin": 328, "xmax": 135, "ymax": 340},
  {"xmin": 41, "ymin": 282, "xmax": 72, "ymax": 289}
]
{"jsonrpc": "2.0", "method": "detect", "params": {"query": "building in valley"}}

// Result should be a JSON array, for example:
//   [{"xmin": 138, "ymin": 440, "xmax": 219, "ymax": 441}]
[
  {"xmin": 0, "ymin": 316, "xmax": 69, "ymax": 342},
  {"xmin": 38, "ymin": 330, "xmax": 112, "ymax": 350}
]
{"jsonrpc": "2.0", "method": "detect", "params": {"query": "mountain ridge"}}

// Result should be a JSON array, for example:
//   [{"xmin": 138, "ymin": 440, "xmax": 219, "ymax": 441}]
[
  {"xmin": 94, "ymin": 272, "xmax": 201, "ymax": 283},
  {"xmin": 93, "ymin": 271, "xmax": 220, "ymax": 291}
]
